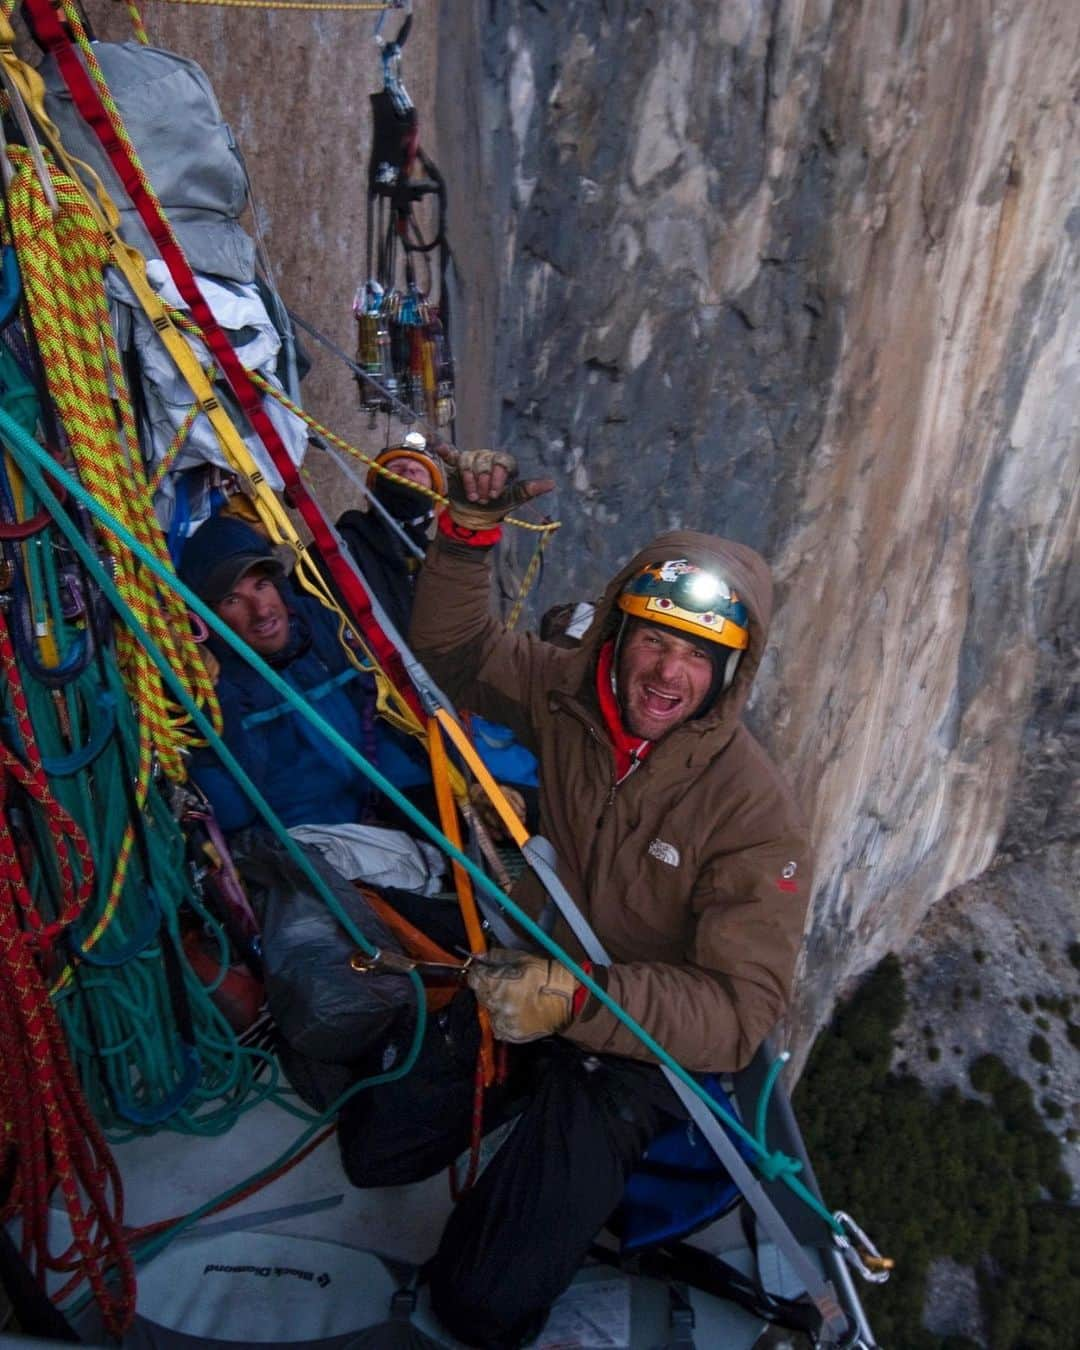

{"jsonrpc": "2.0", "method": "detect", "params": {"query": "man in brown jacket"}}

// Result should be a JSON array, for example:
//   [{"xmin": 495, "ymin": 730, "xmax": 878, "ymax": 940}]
[{"xmin": 346, "ymin": 450, "xmax": 812, "ymax": 1346}]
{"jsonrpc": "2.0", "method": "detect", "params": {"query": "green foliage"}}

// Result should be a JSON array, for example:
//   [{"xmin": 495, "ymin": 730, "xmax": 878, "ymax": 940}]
[
  {"xmin": 1067, "ymin": 940, "xmax": 1080, "ymax": 970},
  {"xmin": 1066, "ymin": 1021, "xmax": 1080, "ymax": 1051},
  {"xmin": 1018, "ymin": 995, "xmax": 1034, "ymax": 1014},
  {"xmin": 1035, "ymin": 993, "xmax": 1070, "ymax": 1018},
  {"xmin": 970, "ymin": 1054, "xmax": 1009, "ymax": 1094},
  {"xmin": 1028, "ymin": 1033, "xmax": 1052, "ymax": 1065},
  {"xmin": 795, "ymin": 955, "xmax": 1079, "ymax": 1348}
]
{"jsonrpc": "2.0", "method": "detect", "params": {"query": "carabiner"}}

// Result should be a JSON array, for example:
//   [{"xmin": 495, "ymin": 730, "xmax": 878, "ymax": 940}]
[
  {"xmin": 348, "ymin": 947, "xmax": 471, "ymax": 979},
  {"xmin": 832, "ymin": 1211, "xmax": 894, "ymax": 1285}
]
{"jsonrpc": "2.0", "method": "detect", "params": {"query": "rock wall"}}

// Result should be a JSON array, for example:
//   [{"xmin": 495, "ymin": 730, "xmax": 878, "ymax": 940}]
[{"xmin": 440, "ymin": 0, "xmax": 1080, "ymax": 1054}]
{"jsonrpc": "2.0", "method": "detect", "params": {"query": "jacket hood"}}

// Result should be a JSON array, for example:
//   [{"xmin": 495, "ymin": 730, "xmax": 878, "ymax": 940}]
[{"xmin": 581, "ymin": 530, "xmax": 773, "ymax": 731}]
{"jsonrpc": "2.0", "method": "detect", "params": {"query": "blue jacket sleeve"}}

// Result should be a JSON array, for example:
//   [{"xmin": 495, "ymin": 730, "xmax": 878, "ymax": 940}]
[{"xmin": 189, "ymin": 675, "xmax": 268, "ymax": 832}]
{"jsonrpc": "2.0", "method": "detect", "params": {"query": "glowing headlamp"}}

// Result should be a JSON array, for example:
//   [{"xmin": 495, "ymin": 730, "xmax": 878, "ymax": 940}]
[
  {"xmin": 672, "ymin": 570, "xmax": 727, "ymax": 612},
  {"xmin": 616, "ymin": 559, "xmax": 750, "ymax": 650}
]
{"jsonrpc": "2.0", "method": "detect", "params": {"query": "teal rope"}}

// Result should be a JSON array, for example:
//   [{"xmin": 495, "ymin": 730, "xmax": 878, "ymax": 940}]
[
  {"xmin": 1, "ymin": 427, "xmax": 430, "ymax": 1306},
  {"xmin": 1, "ymin": 409, "xmax": 844, "ymax": 1239},
  {"xmin": 13, "ymin": 549, "xmax": 276, "ymax": 1134}
]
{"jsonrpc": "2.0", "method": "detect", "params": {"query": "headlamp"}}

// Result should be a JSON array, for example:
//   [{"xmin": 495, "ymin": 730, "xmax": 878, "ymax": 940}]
[
  {"xmin": 672, "ymin": 570, "xmax": 727, "ymax": 612},
  {"xmin": 616, "ymin": 559, "xmax": 750, "ymax": 651}
]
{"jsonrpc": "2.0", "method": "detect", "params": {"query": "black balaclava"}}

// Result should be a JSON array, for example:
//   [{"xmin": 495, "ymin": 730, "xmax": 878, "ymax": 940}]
[{"xmin": 372, "ymin": 478, "xmax": 434, "ymax": 554}]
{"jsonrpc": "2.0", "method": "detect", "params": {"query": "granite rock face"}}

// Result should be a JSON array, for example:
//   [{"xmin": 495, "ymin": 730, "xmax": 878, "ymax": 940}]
[{"xmin": 440, "ymin": 0, "xmax": 1080, "ymax": 1055}]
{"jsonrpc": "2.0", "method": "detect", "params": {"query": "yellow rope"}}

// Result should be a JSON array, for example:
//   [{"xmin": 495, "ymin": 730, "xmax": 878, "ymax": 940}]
[
  {"xmin": 117, "ymin": 0, "xmax": 151, "ymax": 43},
  {"xmin": 505, "ymin": 526, "xmax": 553, "ymax": 630},
  {"xmin": 137, "ymin": 0, "xmax": 395, "ymax": 10},
  {"xmin": 6, "ymin": 150, "xmax": 218, "ymax": 770},
  {"xmin": 150, "ymin": 400, "xmax": 203, "ymax": 493},
  {"xmin": 5, "ymin": 149, "xmax": 222, "ymax": 958},
  {"xmin": 247, "ymin": 362, "xmax": 561, "ymax": 536}
]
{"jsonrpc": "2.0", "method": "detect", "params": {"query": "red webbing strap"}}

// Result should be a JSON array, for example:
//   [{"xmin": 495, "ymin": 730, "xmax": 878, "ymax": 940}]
[{"xmin": 26, "ymin": 0, "xmax": 423, "ymax": 721}]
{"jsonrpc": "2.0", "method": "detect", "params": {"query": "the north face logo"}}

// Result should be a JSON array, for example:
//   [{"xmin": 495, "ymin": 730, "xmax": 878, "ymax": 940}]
[{"xmin": 648, "ymin": 838, "xmax": 680, "ymax": 867}]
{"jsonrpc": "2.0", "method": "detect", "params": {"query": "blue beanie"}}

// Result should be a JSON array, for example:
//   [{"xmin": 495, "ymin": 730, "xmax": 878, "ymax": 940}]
[{"xmin": 178, "ymin": 515, "xmax": 284, "ymax": 608}]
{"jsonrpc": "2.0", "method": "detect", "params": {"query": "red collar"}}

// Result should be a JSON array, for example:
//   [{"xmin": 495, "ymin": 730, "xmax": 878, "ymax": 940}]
[{"xmin": 596, "ymin": 640, "xmax": 653, "ymax": 782}]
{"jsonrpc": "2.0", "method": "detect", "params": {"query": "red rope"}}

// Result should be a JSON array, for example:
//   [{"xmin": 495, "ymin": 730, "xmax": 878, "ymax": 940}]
[
  {"xmin": 0, "ymin": 609, "xmax": 135, "ymax": 1335},
  {"xmin": 124, "ymin": 1124, "xmax": 338, "ymax": 1246},
  {"xmin": 23, "ymin": 0, "xmax": 424, "ymax": 724},
  {"xmin": 449, "ymin": 1042, "xmax": 509, "ymax": 1200}
]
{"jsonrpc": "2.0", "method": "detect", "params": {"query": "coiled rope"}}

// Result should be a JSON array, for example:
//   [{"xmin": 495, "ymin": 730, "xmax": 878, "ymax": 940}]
[
  {"xmin": 5, "ymin": 144, "xmax": 220, "ymax": 787},
  {"xmin": 4, "ymin": 146, "xmax": 221, "ymax": 976},
  {"xmin": 0, "ymin": 604, "xmax": 135, "ymax": 1338},
  {"xmin": 5, "ymin": 413, "xmax": 850, "ymax": 1243}
]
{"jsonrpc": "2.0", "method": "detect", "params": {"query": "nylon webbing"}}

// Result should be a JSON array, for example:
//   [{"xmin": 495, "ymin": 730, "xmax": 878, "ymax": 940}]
[
  {"xmin": 22, "ymin": 0, "xmax": 424, "ymax": 725},
  {"xmin": 0, "ymin": 15, "xmax": 419, "ymax": 740},
  {"xmin": 524, "ymin": 859, "xmax": 852, "ymax": 1342}
]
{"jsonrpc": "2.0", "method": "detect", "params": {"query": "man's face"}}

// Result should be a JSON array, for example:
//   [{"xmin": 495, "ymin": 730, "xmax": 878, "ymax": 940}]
[
  {"xmin": 394, "ymin": 459, "xmax": 433, "ymax": 490},
  {"xmin": 215, "ymin": 570, "xmax": 289, "ymax": 656},
  {"xmin": 617, "ymin": 622, "xmax": 717, "ymax": 740}
]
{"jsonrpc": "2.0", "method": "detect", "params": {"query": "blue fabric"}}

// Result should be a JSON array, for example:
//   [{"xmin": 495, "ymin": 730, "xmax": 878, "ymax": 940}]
[
  {"xmin": 619, "ymin": 1074, "xmax": 753, "ymax": 1253},
  {"xmin": 178, "ymin": 513, "xmax": 276, "ymax": 602},
  {"xmin": 467, "ymin": 714, "xmax": 538, "ymax": 788},
  {"xmin": 190, "ymin": 590, "xmax": 385, "ymax": 833},
  {"xmin": 373, "ymin": 718, "xmax": 432, "ymax": 790}
]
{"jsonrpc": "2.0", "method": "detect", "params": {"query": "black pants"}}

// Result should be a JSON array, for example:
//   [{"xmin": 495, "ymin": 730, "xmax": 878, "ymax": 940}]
[{"xmin": 340, "ymin": 999, "xmax": 685, "ymax": 1348}]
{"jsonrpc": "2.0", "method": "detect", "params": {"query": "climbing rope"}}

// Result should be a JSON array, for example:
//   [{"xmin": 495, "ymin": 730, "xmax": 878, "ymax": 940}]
[
  {"xmin": 3, "ymin": 148, "xmax": 221, "ymax": 971},
  {"xmin": 0, "ymin": 604, "xmax": 136, "ymax": 1338},
  {"xmin": 144, "ymin": 0, "xmax": 397, "ymax": 10},
  {"xmin": 0, "ymin": 417, "xmax": 281, "ymax": 1141},
  {"xmin": 7, "ymin": 415, "xmax": 860, "ymax": 1245},
  {"xmin": 5, "ymin": 146, "xmax": 220, "ymax": 785},
  {"xmin": 505, "ymin": 525, "xmax": 554, "ymax": 630},
  {"xmin": 119, "ymin": 0, "xmax": 150, "ymax": 43},
  {"xmin": 250, "ymin": 361, "xmax": 559, "ymax": 533}
]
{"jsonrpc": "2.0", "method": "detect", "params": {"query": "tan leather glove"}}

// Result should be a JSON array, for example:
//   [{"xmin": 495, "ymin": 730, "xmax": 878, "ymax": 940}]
[
  {"xmin": 467, "ymin": 781, "xmax": 526, "ymax": 841},
  {"xmin": 445, "ymin": 448, "xmax": 555, "ymax": 530},
  {"xmin": 467, "ymin": 949, "xmax": 578, "ymax": 1043}
]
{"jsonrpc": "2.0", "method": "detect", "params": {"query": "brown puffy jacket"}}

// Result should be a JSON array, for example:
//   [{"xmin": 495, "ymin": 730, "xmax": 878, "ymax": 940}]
[{"xmin": 410, "ymin": 528, "xmax": 811, "ymax": 1072}]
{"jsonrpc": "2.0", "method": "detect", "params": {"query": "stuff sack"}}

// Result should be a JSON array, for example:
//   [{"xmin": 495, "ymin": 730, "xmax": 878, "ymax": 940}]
[
  {"xmin": 230, "ymin": 828, "xmax": 416, "ymax": 1102},
  {"xmin": 42, "ymin": 41, "xmax": 255, "ymax": 282},
  {"xmin": 618, "ymin": 1074, "xmax": 753, "ymax": 1253}
]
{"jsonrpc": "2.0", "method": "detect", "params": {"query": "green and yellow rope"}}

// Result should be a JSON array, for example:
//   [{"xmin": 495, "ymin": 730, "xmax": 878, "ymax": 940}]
[{"xmin": 6, "ymin": 148, "xmax": 219, "ymax": 959}]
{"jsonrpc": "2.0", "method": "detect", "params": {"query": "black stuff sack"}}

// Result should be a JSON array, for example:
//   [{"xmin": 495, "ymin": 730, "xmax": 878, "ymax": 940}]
[{"xmin": 230, "ymin": 828, "xmax": 416, "ymax": 1097}]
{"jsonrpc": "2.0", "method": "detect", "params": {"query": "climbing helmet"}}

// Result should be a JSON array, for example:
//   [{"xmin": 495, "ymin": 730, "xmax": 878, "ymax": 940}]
[{"xmin": 616, "ymin": 559, "xmax": 749, "ymax": 651}]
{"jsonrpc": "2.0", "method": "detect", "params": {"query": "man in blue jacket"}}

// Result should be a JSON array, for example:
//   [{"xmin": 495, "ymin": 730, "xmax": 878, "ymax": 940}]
[{"xmin": 179, "ymin": 513, "xmax": 385, "ymax": 834}]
